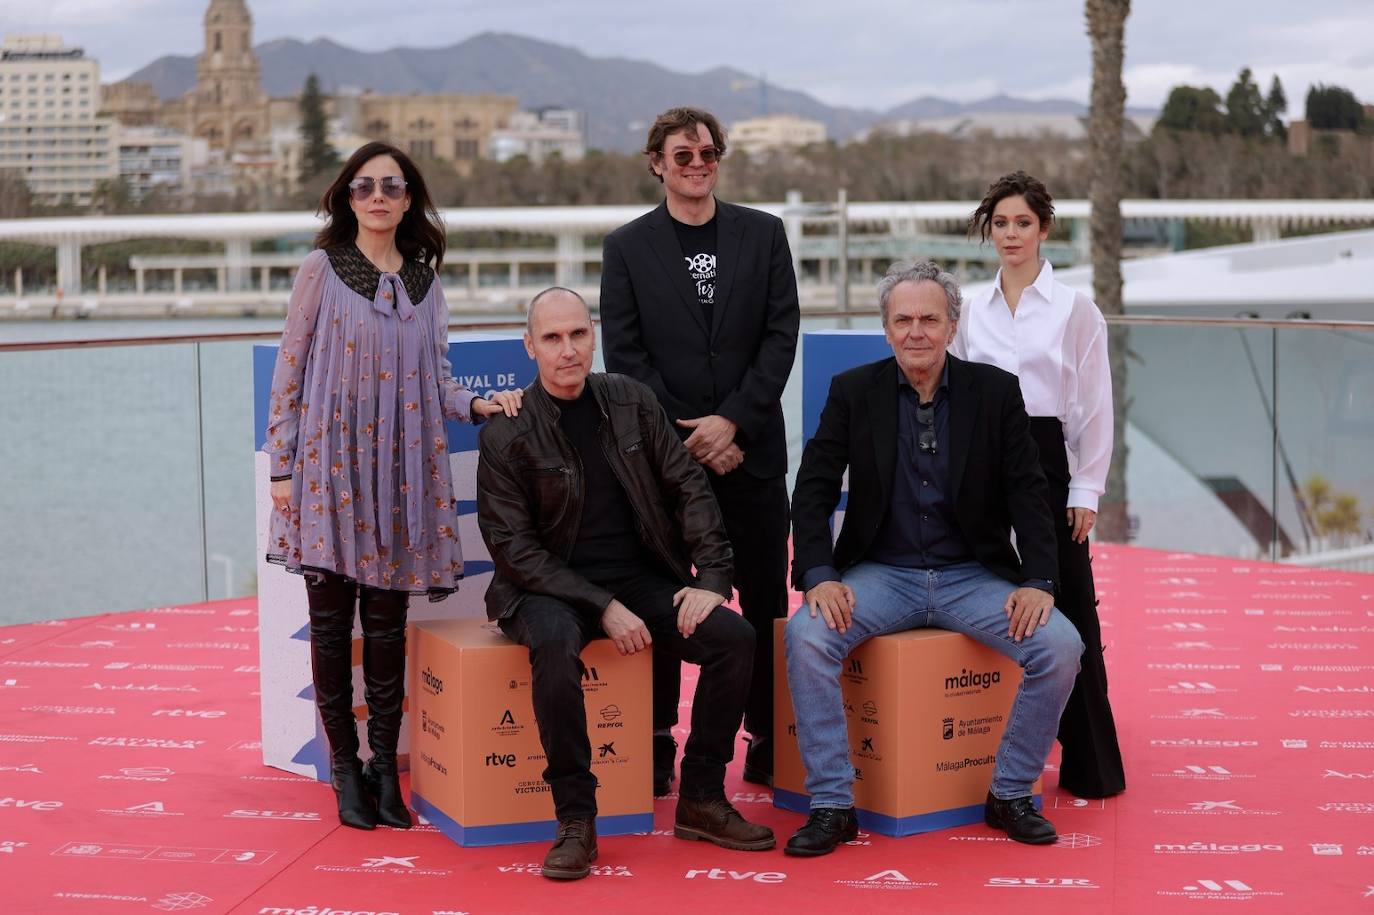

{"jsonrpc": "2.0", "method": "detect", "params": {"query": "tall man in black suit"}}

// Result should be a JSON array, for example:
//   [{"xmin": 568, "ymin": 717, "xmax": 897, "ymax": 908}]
[
  {"xmin": 600, "ymin": 106, "xmax": 800, "ymax": 792},
  {"xmin": 783, "ymin": 261, "xmax": 1084, "ymax": 856}
]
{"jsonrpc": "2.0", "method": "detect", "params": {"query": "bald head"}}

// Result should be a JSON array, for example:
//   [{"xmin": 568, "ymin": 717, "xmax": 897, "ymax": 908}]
[
  {"xmin": 527, "ymin": 286, "xmax": 591, "ymax": 335},
  {"xmin": 523, "ymin": 286, "xmax": 597, "ymax": 400}
]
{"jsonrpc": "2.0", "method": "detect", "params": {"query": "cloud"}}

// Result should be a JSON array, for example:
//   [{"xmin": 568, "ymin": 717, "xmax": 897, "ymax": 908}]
[{"xmin": 3, "ymin": 0, "xmax": 1373, "ymax": 112}]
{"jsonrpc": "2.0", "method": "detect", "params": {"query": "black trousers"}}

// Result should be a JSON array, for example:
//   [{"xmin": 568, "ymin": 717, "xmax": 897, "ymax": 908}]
[
  {"xmin": 652, "ymin": 471, "xmax": 790, "ymax": 740},
  {"xmin": 1029, "ymin": 417, "xmax": 1127, "ymax": 797},
  {"xmin": 303, "ymin": 570, "xmax": 410, "ymax": 762},
  {"xmin": 499, "ymin": 566, "xmax": 755, "ymax": 819}
]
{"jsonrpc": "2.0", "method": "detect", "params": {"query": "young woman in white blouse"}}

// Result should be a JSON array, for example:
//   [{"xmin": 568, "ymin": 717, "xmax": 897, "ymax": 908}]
[{"xmin": 954, "ymin": 171, "xmax": 1125, "ymax": 798}]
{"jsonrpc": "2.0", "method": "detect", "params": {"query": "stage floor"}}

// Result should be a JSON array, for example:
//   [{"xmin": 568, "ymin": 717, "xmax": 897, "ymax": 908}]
[{"xmin": 2, "ymin": 545, "xmax": 1372, "ymax": 914}]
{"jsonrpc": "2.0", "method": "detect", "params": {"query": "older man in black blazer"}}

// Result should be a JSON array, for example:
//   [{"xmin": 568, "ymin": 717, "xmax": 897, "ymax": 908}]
[
  {"xmin": 600, "ymin": 106, "xmax": 800, "ymax": 792},
  {"xmin": 783, "ymin": 260, "xmax": 1084, "ymax": 857}
]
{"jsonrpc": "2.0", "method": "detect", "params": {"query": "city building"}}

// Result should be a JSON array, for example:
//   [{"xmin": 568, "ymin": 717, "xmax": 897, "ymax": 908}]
[
  {"xmin": 730, "ymin": 113, "xmax": 826, "ymax": 156},
  {"xmin": 490, "ymin": 108, "xmax": 586, "ymax": 163},
  {"xmin": 100, "ymin": 80, "xmax": 160, "ymax": 127},
  {"xmin": 0, "ymin": 33, "xmax": 117, "ymax": 205},
  {"xmin": 855, "ymin": 112, "xmax": 1155, "ymax": 143},
  {"xmin": 353, "ymin": 92, "xmax": 519, "ymax": 172},
  {"xmin": 160, "ymin": 0, "xmax": 270, "ymax": 153},
  {"xmin": 115, "ymin": 126, "xmax": 203, "ymax": 201},
  {"xmin": 1287, "ymin": 106, "xmax": 1374, "ymax": 158}
]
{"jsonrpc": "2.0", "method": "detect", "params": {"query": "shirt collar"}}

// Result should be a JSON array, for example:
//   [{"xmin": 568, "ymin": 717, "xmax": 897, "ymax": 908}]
[{"xmin": 991, "ymin": 258, "xmax": 1055, "ymax": 307}]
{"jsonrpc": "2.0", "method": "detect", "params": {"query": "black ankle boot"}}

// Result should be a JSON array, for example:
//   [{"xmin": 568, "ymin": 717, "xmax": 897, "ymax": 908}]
[
  {"xmin": 332, "ymin": 756, "xmax": 378, "ymax": 830},
  {"xmin": 362, "ymin": 754, "xmax": 412, "ymax": 828},
  {"xmin": 359, "ymin": 586, "xmax": 413, "ymax": 828},
  {"xmin": 307, "ymin": 572, "xmax": 377, "ymax": 830}
]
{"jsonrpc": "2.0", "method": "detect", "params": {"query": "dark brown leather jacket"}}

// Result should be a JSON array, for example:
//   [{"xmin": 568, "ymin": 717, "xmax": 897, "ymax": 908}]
[{"xmin": 476, "ymin": 372, "xmax": 733, "ymax": 621}]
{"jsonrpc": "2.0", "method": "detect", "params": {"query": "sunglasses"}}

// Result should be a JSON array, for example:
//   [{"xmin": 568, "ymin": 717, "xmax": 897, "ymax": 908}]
[
  {"xmin": 348, "ymin": 176, "xmax": 408, "ymax": 201},
  {"xmin": 915, "ymin": 401, "xmax": 937, "ymax": 455},
  {"xmin": 668, "ymin": 146, "xmax": 723, "ymax": 167}
]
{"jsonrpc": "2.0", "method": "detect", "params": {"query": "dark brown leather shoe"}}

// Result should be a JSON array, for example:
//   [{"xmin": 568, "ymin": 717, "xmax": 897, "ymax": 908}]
[
  {"xmin": 984, "ymin": 792, "xmax": 1057, "ymax": 845},
  {"xmin": 674, "ymin": 796, "xmax": 775, "ymax": 851},
  {"xmin": 541, "ymin": 816, "xmax": 598, "ymax": 880}
]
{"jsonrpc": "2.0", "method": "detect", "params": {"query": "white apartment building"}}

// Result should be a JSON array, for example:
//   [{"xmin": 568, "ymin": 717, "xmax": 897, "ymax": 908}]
[
  {"xmin": 116, "ymin": 126, "xmax": 204, "ymax": 201},
  {"xmin": 730, "ymin": 114, "xmax": 826, "ymax": 157},
  {"xmin": 0, "ymin": 34, "xmax": 117, "ymax": 205},
  {"xmin": 490, "ymin": 108, "xmax": 586, "ymax": 164}
]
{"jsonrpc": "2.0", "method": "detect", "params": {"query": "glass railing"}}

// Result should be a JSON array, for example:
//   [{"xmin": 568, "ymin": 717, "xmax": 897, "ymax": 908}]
[{"xmin": 2, "ymin": 314, "xmax": 1372, "ymax": 625}]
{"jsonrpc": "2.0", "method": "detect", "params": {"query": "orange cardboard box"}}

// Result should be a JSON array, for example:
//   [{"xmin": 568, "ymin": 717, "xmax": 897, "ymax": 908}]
[
  {"xmin": 774, "ymin": 618, "xmax": 1040, "ymax": 836},
  {"xmin": 408, "ymin": 618, "xmax": 652, "ymax": 846}
]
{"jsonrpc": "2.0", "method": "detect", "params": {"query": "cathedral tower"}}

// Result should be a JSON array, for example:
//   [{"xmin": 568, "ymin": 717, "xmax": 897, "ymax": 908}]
[{"xmin": 186, "ymin": 0, "xmax": 269, "ymax": 150}]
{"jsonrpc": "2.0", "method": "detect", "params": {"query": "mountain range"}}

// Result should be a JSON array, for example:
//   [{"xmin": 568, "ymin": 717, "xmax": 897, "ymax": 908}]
[{"xmin": 123, "ymin": 31, "xmax": 1151, "ymax": 152}]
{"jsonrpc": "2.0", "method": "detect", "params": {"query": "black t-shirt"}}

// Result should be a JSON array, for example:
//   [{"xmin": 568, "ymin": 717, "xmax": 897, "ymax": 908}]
[
  {"xmin": 672, "ymin": 214, "xmax": 718, "ymax": 332},
  {"xmin": 553, "ymin": 385, "xmax": 646, "ymax": 578}
]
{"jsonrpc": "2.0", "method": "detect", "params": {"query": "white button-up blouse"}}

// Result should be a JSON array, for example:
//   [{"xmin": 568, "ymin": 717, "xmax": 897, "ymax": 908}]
[{"xmin": 951, "ymin": 259, "xmax": 1113, "ymax": 512}]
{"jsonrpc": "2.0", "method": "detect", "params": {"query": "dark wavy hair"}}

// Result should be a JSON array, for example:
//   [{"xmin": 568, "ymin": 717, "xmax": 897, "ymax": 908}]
[
  {"xmin": 314, "ymin": 141, "xmax": 447, "ymax": 268},
  {"xmin": 642, "ymin": 106, "xmax": 727, "ymax": 181},
  {"xmin": 967, "ymin": 170, "xmax": 1055, "ymax": 243}
]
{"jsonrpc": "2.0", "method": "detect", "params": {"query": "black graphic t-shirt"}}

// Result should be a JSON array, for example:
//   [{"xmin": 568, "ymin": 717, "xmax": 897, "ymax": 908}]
[{"xmin": 672, "ymin": 215, "xmax": 718, "ymax": 332}]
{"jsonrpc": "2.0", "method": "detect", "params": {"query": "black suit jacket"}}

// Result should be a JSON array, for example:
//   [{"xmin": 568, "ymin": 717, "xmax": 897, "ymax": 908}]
[
  {"xmin": 791, "ymin": 354, "xmax": 1058, "ymax": 590},
  {"xmin": 600, "ymin": 199, "xmax": 800, "ymax": 478}
]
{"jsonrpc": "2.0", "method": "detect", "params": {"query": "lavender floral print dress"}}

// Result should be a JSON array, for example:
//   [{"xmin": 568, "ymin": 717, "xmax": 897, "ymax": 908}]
[{"xmin": 264, "ymin": 245, "xmax": 479, "ymax": 598}]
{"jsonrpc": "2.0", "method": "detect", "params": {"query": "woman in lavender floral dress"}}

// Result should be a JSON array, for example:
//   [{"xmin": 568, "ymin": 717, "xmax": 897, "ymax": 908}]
[{"xmin": 264, "ymin": 142, "xmax": 521, "ymax": 830}]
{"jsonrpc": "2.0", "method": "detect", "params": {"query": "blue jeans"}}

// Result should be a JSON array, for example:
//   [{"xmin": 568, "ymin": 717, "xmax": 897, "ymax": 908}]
[{"xmin": 784, "ymin": 560, "xmax": 1083, "ymax": 807}]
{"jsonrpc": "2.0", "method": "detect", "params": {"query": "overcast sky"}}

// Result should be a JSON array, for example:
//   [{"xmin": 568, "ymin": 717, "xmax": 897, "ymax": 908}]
[{"xmin": 2, "ymin": 0, "xmax": 1372, "ymax": 113}]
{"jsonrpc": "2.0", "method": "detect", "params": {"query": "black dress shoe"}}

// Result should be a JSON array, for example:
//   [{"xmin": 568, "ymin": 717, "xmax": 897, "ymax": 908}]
[
  {"xmin": 984, "ymin": 792, "xmax": 1057, "ymax": 844},
  {"xmin": 784, "ymin": 806, "xmax": 858, "ymax": 857},
  {"xmin": 653, "ymin": 734, "xmax": 677, "ymax": 797},
  {"xmin": 742, "ymin": 735, "xmax": 772, "ymax": 787}
]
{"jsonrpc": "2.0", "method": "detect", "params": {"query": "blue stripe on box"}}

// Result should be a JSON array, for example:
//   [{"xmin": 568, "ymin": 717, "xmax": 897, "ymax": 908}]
[
  {"xmin": 412, "ymin": 791, "xmax": 653, "ymax": 847},
  {"xmin": 773, "ymin": 787, "xmax": 1041, "ymax": 838}
]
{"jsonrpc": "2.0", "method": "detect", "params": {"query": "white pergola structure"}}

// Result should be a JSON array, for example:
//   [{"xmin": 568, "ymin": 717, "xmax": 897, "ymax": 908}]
[{"xmin": 3, "ymin": 198, "xmax": 1374, "ymax": 299}]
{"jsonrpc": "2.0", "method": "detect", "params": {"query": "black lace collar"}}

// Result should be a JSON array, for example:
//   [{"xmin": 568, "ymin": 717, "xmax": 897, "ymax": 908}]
[{"xmin": 325, "ymin": 244, "xmax": 435, "ymax": 304}]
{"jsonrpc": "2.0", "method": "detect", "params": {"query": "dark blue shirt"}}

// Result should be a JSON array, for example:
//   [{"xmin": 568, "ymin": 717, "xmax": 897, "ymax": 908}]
[
  {"xmin": 866, "ymin": 363, "xmax": 974, "ymax": 570},
  {"xmin": 800, "ymin": 360, "xmax": 1055, "ymax": 596}
]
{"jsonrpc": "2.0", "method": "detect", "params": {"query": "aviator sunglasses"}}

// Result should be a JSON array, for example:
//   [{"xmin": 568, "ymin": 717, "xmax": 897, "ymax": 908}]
[
  {"xmin": 348, "ymin": 176, "xmax": 408, "ymax": 201},
  {"xmin": 668, "ymin": 146, "xmax": 723, "ymax": 166}
]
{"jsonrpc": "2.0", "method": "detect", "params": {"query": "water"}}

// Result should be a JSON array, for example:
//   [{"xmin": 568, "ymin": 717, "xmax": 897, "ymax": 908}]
[
  {"xmin": 6, "ymin": 313, "xmax": 1370, "ymax": 625},
  {"xmin": 0, "ymin": 313, "xmax": 878, "ymax": 625}
]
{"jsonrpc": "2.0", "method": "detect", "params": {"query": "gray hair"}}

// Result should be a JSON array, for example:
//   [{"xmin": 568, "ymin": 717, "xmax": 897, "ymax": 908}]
[
  {"xmin": 876, "ymin": 260, "xmax": 962, "ymax": 325},
  {"xmin": 526, "ymin": 286, "xmax": 591, "ymax": 333}
]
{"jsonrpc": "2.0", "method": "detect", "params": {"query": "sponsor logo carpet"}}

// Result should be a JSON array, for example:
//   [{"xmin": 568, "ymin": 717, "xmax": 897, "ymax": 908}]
[{"xmin": 1, "ymin": 548, "xmax": 1372, "ymax": 912}]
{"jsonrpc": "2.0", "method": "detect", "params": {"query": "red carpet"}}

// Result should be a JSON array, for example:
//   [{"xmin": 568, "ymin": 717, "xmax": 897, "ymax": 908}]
[{"xmin": 3, "ymin": 545, "xmax": 1373, "ymax": 914}]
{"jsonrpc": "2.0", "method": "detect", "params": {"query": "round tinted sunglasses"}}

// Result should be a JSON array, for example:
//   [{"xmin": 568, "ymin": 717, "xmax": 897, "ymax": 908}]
[
  {"xmin": 348, "ymin": 176, "xmax": 408, "ymax": 201},
  {"xmin": 668, "ymin": 146, "xmax": 723, "ymax": 166}
]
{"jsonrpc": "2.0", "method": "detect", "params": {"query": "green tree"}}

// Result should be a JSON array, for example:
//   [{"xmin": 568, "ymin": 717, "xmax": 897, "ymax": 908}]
[
  {"xmin": 1157, "ymin": 85, "xmax": 1226, "ymax": 134},
  {"xmin": 1264, "ymin": 75, "xmax": 1288, "ymax": 140},
  {"xmin": 1086, "ymin": 0, "xmax": 1132, "ymax": 542},
  {"xmin": 91, "ymin": 177, "xmax": 140, "ymax": 215},
  {"xmin": 1225, "ymin": 67, "xmax": 1269, "ymax": 138},
  {"xmin": 1306, "ymin": 84, "xmax": 1365, "ymax": 131},
  {"xmin": 299, "ymin": 74, "xmax": 337, "ymax": 184}
]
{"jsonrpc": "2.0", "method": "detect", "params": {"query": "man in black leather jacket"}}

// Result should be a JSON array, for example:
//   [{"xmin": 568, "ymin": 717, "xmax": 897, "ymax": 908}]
[{"xmin": 477, "ymin": 287, "xmax": 774, "ymax": 880}]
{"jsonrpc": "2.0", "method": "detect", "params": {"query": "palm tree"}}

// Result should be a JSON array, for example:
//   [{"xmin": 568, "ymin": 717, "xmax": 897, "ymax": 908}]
[{"xmin": 1086, "ymin": 0, "xmax": 1131, "ymax": 541}]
